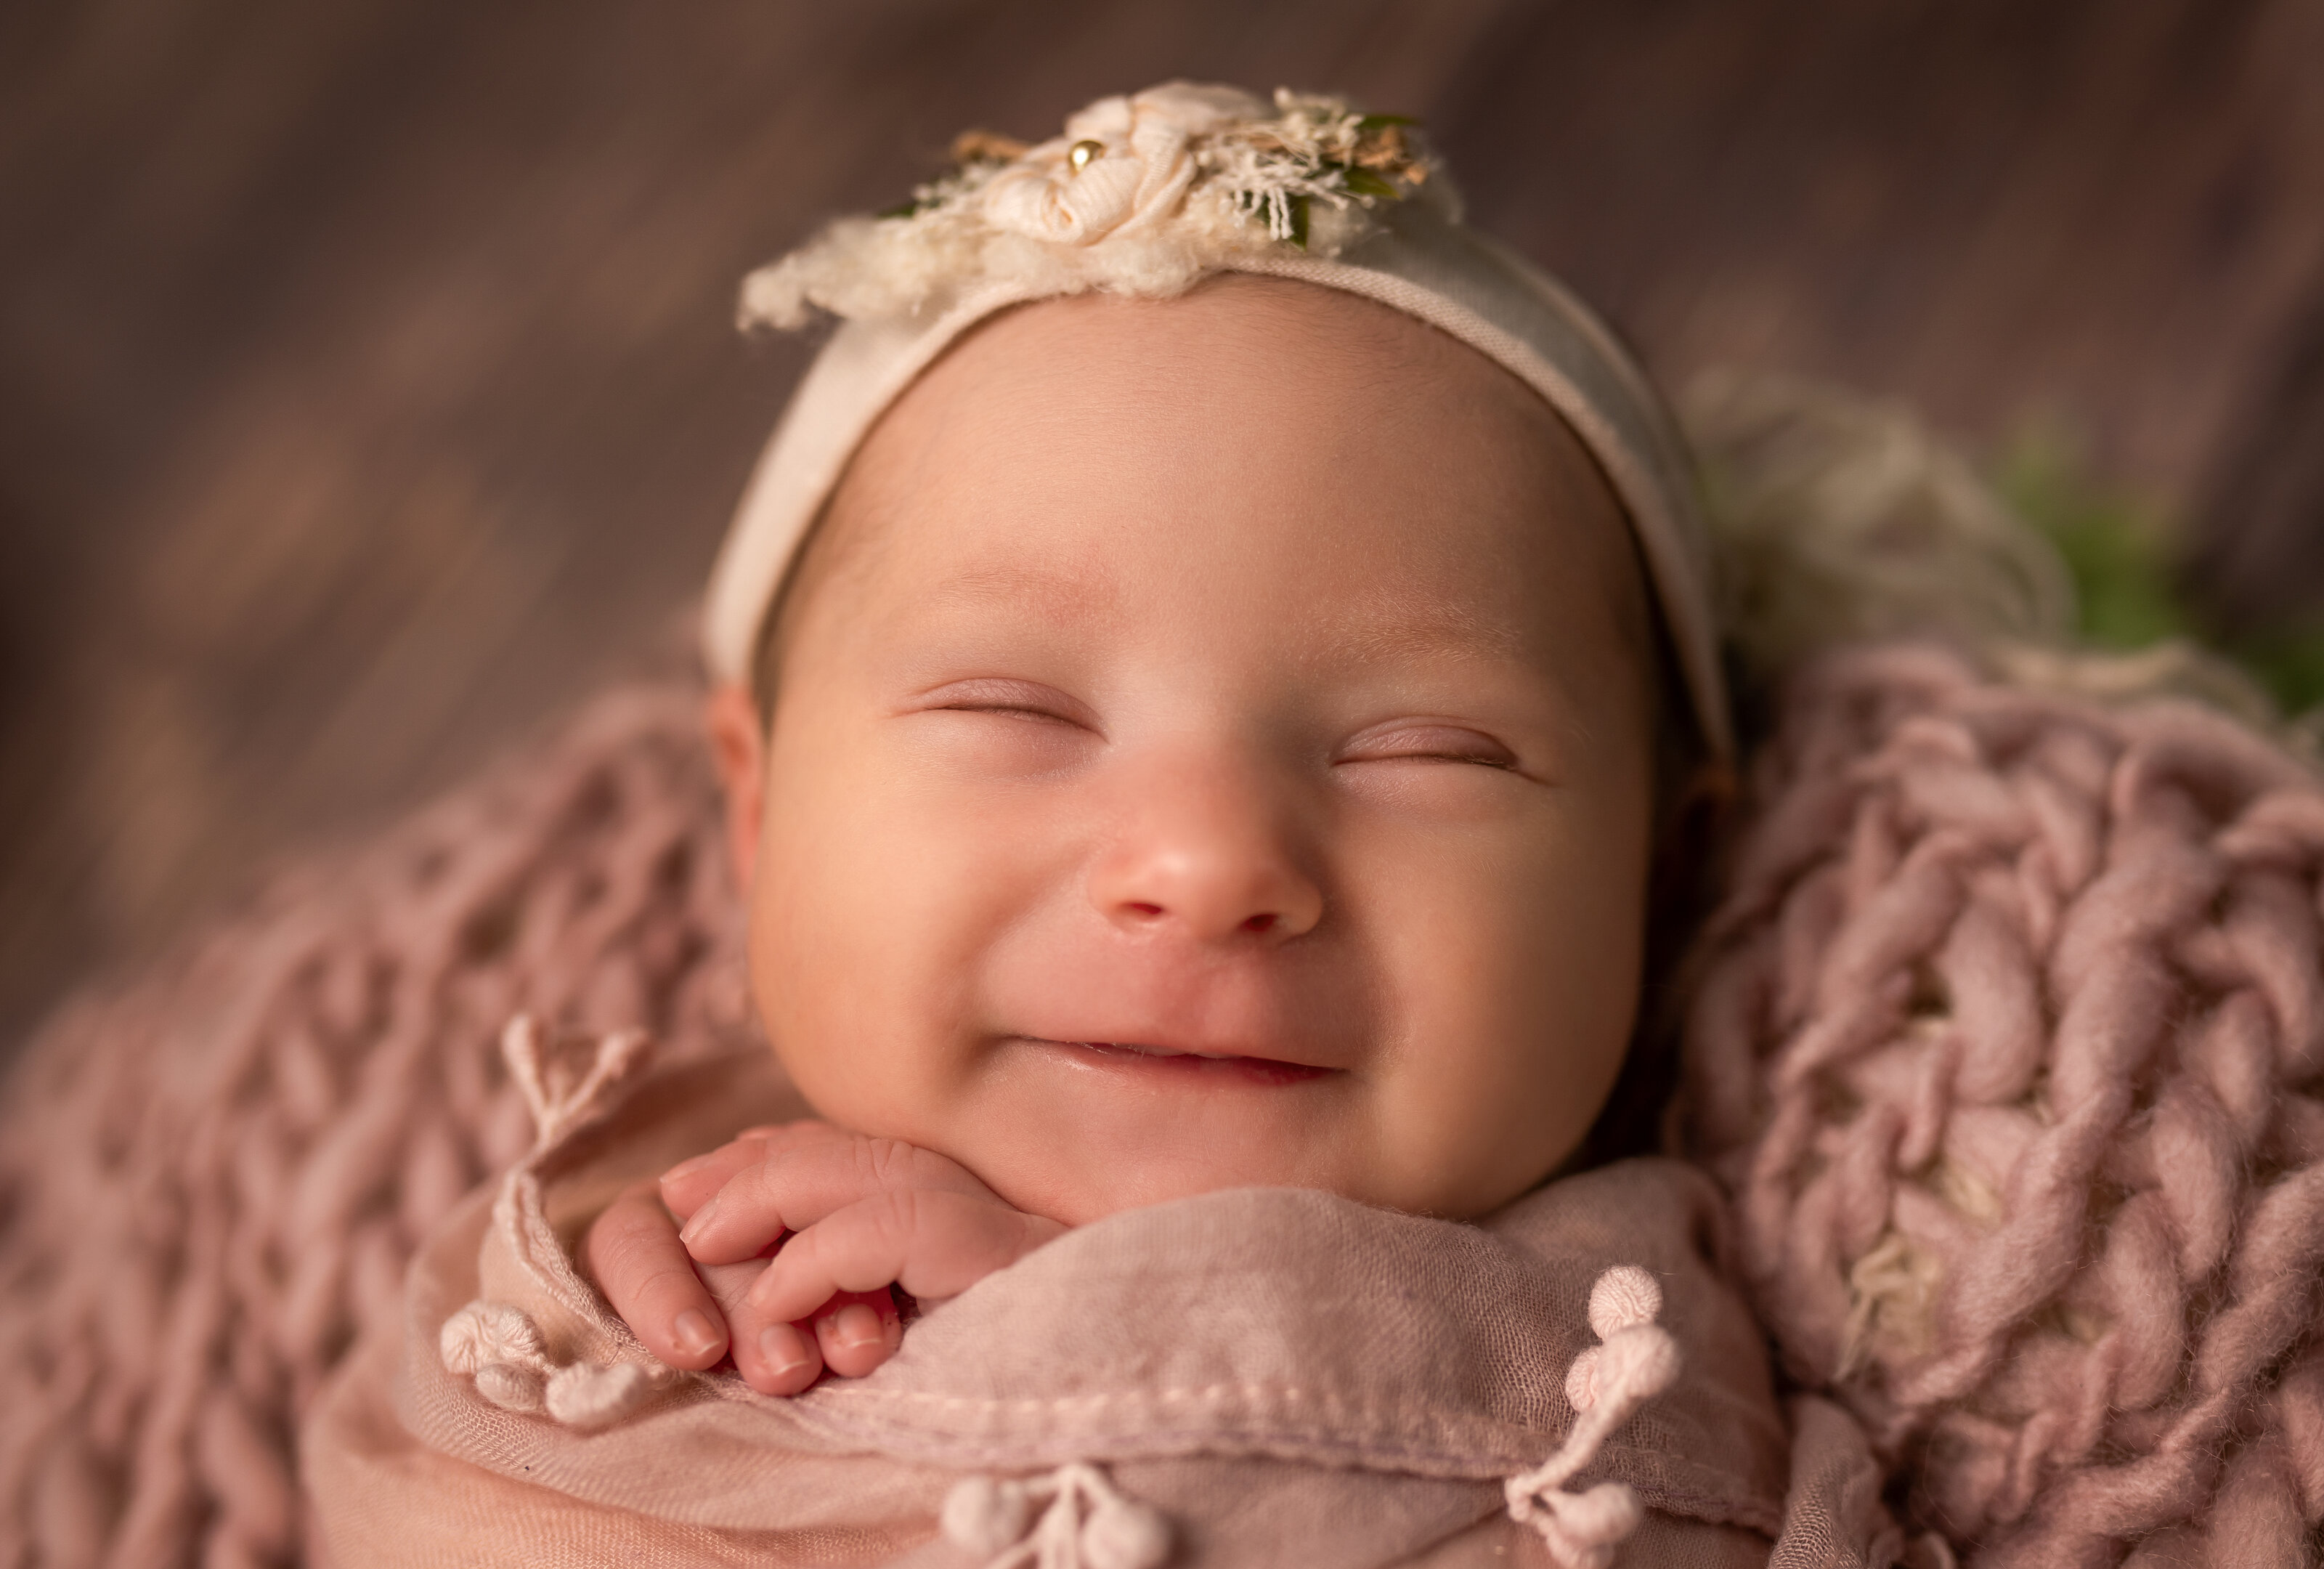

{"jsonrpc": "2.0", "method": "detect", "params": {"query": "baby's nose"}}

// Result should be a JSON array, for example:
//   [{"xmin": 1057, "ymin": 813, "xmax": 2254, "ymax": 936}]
[{"xmin": 1087, "ymin": 778, "xmax": 1323, "ymax": 944}]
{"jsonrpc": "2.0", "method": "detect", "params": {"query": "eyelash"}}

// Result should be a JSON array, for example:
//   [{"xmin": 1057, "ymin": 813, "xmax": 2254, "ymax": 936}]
[
  {"xmin": 922, "ymin": 692, "xmax": 1518, "ymax": 769},
  {"xmin": 1344, "ymin": 752, "xmax": 1516, "ymax": 771},
  {"xmin": 1364, "ymin": 750, "xmax": 1515, "ymax": 768},
  {"xmin": 936, "ymin": 700, "xmax": 1080, "ymax": 726},
  {"xmin": 1341, "ymin": 729, "xmax": 1518, "ymax": 769},
  {"xmin": 918, "ymin": 678, "xmax": 1090, "ymax": 726}
]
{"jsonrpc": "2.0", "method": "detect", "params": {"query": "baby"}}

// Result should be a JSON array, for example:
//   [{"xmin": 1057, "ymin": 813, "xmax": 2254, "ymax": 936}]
[
  {"xmin": 585, "ymin": 266, "xmax": 1694, "ymax": 1392},
  {"xmin": 309, "ymin": 84, "xmax": 1874, "ymax": 1569},
  {"xmin": 582, "ymin": 84, "xmax": 1723, "ymax": 1397}
]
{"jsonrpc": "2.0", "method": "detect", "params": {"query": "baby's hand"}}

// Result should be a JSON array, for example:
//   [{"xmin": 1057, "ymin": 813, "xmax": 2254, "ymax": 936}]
[{"xmin": 582, "ymin": 1121, "xmax": 1063, "ymax": 1396}]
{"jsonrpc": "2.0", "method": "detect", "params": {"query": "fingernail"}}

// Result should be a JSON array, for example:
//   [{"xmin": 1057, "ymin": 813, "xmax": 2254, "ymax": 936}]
[
  {"xmin": 678, "ymin": 1192, "xmax": 720, "ymax": 1246},
  {"xmin": 672, "ymin": 1308, "xmax": 719, "ymax": 1358},
  {"xmin": 663, "ymin": 1153, "xmax": 712, "ymax": 1183},
  {"xmin": 759, "ymin": 1323, "xmax": 813, "ymax": 1377},
  {"xmin": 832, "ymin": 1302, "xmax": 885, "ymax": 1352}
]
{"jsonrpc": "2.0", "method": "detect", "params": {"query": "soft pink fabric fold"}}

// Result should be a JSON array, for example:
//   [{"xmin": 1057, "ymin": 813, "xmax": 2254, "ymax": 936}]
[{"xmin": 304, "ymin": 1035, "xmax": 1899, "ymax": 1566}]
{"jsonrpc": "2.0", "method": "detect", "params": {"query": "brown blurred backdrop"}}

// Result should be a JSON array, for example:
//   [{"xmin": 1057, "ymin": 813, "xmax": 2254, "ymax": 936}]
[{"xmin": 4, "ymin": 0, "xmax": 2323, "ymax": 1050}]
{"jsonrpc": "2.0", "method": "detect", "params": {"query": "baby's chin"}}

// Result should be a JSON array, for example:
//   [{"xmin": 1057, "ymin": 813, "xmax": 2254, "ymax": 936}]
[
  {"xmin": 784, "ymin": 1034, "xmax": 1571, "ymax": 1226},
  {"xmin": 893, "ymin": 1037, "xmax": 1415, "ymax": 1228},
  {"xmin": 973, "ymin": 1138, "xmax": 1353, "ymax": 1231}
]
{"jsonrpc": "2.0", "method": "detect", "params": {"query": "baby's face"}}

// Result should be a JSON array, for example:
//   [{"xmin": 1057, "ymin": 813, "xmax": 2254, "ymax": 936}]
[{"xmin": 714, "ymin": 276, "xmax": 1659, "ymax": 1225}]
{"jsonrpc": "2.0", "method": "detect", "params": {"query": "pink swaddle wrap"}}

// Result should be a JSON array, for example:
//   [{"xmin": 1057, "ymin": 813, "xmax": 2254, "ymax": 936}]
[{"xmin": 301, "ymin": 1022, "xmax": 1903, "ymax": 1568}]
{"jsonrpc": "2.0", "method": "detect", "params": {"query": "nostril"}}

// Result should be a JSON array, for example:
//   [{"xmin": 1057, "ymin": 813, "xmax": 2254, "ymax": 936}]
[
  {"xmin": 1241, "ymin": 913, "xmax": 1277, "ymax": 935},
  {"xmin": 1126, "ymin": 901, "xmax": 1164, "ymax": 919}
]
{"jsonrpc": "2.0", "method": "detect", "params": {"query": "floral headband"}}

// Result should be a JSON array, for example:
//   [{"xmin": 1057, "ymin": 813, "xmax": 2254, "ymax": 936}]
[{"xmin": 702, "ymin": 82, "xmax": 1732, "ymax": 758}]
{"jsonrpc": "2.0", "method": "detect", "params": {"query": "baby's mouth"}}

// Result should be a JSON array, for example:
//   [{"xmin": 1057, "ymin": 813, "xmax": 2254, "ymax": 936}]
[{"xmin": 1034, "ymin": 1037, "xmax": 1336, "ymax": 1087}]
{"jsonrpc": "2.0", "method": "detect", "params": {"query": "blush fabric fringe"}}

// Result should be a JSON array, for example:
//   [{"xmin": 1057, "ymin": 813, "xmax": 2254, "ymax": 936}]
[
  {"xmin": 0, "ymin": 685, "xmax": 754, "ymax": 1569},
  {"xmin": 1686, "ymin": 642, "xmax": 2324, "ymax": 1568}
]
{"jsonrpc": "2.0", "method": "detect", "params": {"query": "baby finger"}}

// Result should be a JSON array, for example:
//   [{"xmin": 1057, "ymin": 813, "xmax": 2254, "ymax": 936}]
[
  {"xmin": 660, "ymin": 1122, "xmax": 857, "ymax": 1217},
  {"xmin": 813, "ymin": 1290, "xmax": 903, "ymax": 1379},
  {"xmin": 708, "ymin": 1267, "xmax": 828, "ymax": 1396},
  {"xmin": 659, "ymin": 1130, "xmax": 789, "ymax": 1218},
  {"xmin": 582, "ymin": 1180, "xmax": 730, "ymax": 1371},
  {"xmin": 746, "ymin": 1189, "xmax": 1064, "ymax": 1326},
  {"xmin": 731, "ymin": 1313, "xmax": 824, "ymax": 1397},
  {"xmin": 680, "ymin": 1133, "xmax": 999, "ymax": 1266}
]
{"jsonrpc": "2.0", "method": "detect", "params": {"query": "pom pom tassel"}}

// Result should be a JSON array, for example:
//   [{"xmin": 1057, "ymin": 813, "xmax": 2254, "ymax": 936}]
[
  {"xmin": 942, "ymin": 1461, "xmax": 1171, "ymax": 1569},
  {"xmin": 439, "ymin": 1298, "xmax": 676, "ymax": 1430},
  {"xmin": 1505, "ymin": 1265, "xmax": 1683, "ymax": 1568}
]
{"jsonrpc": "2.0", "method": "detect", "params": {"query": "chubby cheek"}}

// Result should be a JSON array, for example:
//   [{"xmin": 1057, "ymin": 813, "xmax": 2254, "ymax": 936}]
[
  {"xmin": 744, "ymin": 737, "xmax": 1040, "ymax": 1145},
  {"xmin": 1354, "ymin": 805, "xmax": 1651, "ymax": 1216}
]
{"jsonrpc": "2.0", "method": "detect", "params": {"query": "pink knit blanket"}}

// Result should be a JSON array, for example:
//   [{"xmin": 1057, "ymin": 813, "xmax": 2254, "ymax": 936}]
[
  {"xmin": 1686, "ymin": 644, "xmax": 2324, "ymax": 1566},
  {"xmin": 0, "ymin": 688, "xmax": 754, "ymax": 1568},
  {"xmin": 7, "ymin": 646, "xmax": 2324, "ymax": 1565}
]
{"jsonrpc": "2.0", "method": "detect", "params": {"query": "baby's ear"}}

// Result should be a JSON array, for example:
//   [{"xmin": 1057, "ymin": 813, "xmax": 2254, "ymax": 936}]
[
  {"xmin": 1649, "ymin": 755, "xmax": 1737, "ymax": 933},
  {"xmin": 704, "ymin": 683, "xmax": 768, "ymax": 895},
  {"xmin": 1667, "ymin": 757, "xmax": 1736, "ymax": 846}
]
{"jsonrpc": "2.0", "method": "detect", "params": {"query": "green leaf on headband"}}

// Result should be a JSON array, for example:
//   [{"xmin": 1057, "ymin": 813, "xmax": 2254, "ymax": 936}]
[
  {"xmin": 875, "ymin": 196, "xmax": 928, "ymax": 220},
  {"xmin": 1341, "ymin": 166, "xmax": 1400, "ymax": 202},
  {"xmin": 1287, "ymin": 194, "xmax": 1310, "ymax": 248}
]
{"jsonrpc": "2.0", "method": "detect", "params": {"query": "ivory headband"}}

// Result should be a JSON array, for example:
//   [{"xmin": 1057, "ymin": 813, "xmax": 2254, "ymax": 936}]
[{"xmin": 703, "ymin": 82, "xmax": 1733, "ymax": 758}]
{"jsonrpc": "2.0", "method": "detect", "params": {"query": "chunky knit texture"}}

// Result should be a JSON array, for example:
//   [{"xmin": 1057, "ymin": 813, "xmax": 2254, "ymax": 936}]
[
  {"xmin": 0, "ymin": 685, "xmax": 752, "ymax": 1568},
  {"xmin": 1686, "ymin": 643, "xmax": 2324, "ymax": 1568}
]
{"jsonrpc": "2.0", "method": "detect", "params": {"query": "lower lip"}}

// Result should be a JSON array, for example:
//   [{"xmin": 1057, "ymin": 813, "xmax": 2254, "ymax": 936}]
[{"xmin": 1031, "ymin": 1039, "xmax": 1336, "ymax": 1087}]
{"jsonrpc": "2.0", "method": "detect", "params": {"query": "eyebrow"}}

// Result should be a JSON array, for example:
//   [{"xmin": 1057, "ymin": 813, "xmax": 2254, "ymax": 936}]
[
  {"xmin": 925, "ymin": 562, "xmax": 1125, "ymax": 623},
  {"xmin": 927, "ymin": 564, "xmax": 1531, "ymax": 668},
  {"xmin": 1301, "ymin": 600, "xmax": 1528, "ymax": 669}
]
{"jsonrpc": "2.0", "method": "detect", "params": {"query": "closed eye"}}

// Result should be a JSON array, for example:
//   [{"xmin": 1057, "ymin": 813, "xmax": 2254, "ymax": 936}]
[
  {"xmin": 907, "ymin": 678, "xmax": 1097, "ymax": 731},
  {"xmin": 1337, "ymin": 723, "xmax": 1520, "ymax": 769}
]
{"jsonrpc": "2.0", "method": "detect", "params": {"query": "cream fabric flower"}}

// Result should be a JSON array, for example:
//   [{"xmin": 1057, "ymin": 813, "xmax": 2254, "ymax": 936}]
[
  {"xmin": 982, "ymin": 84, "xmax": 1267, "ymax": 246},
  {"xmin": 739, "ymin": 82, "xmax": 1437, "ymax": 329}
]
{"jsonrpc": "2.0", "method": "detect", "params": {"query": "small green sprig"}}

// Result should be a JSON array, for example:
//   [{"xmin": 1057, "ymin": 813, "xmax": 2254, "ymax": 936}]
[{"xmin": 1997, "ymin": 429, "xmax": 2324, "ymax": 717}]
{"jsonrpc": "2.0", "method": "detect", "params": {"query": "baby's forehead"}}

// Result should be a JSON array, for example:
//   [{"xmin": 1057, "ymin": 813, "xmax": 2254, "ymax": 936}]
[
  {"xmin": 837, "ymin": 276, "xmax": 1609, "ymax": 538},
  {"xmin": 795, "ymin": 282, "xmax": 1651, "ymax": 678},
  {"xmin": 908, "ymin": 275, "xmax": 1541, "ymax": 421}
]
